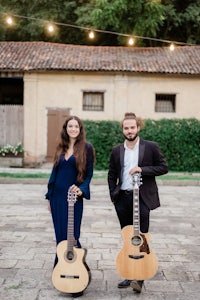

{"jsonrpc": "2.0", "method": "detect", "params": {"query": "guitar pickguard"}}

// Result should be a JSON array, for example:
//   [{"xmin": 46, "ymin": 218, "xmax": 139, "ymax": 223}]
[
  {"xmin": 129, "ymin": 234, "xmax": 150, "ymax": 260},
  {"xmin": 140, "ymin": 234, "xmax": 150, "ymax": 254}
]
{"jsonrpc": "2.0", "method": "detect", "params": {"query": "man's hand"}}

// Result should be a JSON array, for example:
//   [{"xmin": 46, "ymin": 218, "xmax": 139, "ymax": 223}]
[{"xmin": 129, "ymin": 166, "xmax": 142, "ymax": 175}]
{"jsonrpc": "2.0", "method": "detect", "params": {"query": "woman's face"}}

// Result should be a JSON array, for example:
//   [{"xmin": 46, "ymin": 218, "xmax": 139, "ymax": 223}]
[{"xmin": 66, "ymin": 119, "xmax": 80, "ymax": 140}]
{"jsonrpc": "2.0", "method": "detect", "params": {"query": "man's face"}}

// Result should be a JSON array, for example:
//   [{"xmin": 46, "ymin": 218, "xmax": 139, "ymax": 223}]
[{"xmin": 122, "ymin": 119, "xmax": 140, "ymax": 141}]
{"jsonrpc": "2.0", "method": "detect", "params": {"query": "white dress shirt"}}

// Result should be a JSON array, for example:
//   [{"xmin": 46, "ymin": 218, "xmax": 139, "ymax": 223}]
[{"xmin": 121, "ymin": 138, "xmax": 139, "ymax": 190}]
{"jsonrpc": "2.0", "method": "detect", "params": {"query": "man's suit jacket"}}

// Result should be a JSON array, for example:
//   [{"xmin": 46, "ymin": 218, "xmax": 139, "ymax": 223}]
[{"xmin": 108, "ymin": 138, "xmax": 168, "ymax": 210}]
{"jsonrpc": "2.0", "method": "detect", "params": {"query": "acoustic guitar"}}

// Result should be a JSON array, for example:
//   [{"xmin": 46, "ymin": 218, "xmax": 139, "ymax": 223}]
[
  {"xmin": 52, "ymin": 187, "xmax": 91, "ymax": 293},
  {"xmin": 116, "ymin": 173, "xmax": 158, "ymax": 280}
]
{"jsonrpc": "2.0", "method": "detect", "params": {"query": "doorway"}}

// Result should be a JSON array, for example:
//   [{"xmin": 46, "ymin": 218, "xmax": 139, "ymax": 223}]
[{"xmin": 46, "ymin": 108, "xmax": 70, "ymax": 162}]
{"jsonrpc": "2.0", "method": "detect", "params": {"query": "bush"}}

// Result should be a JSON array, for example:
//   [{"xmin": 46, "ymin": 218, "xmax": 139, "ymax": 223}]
[
  {"xmin": 83, "ymin": 118, "xmax": 200, "ymax": 172},
  {"xmin": 84, "ymin": 120, "xmax": 123, "ymax": 170}
]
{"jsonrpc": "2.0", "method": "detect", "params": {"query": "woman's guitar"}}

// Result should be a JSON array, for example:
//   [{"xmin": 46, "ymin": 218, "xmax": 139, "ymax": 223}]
[
  {"xmin": 52, "ymin": 187, "xmax": 91, "ymax": 293},
  {"xmin": 116, "ymin": 173, "xmax": 158, "ymax": 280}
]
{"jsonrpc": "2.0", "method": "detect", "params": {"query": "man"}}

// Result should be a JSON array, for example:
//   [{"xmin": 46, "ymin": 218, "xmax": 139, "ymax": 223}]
[{"xmin": 108, "ymin": 112, "xmax": 168, "ymax": 293}]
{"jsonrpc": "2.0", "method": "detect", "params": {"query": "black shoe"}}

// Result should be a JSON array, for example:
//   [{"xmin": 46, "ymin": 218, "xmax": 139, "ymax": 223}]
[
  {"xmin": 118, "ymin": 279, "xmax": 131, "ymax": 288},
  {"xmin": 130, "ymin": 280, "xmax": 144, "ymax": 293},
  {"xmin": 71, "ymin": 291, "xmax": 84, "ymax": 298}
]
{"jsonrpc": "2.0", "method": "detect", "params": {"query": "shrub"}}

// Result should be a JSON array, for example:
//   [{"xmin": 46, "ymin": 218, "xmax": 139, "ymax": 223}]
[{"xmin": 83, "ymin": 118, "xmax": 200, "ymax": 172}]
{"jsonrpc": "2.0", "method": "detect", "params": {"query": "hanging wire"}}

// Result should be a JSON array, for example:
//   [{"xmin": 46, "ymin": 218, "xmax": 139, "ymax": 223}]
[{"xmin": 1, "ymin": 12, "xmax": 197, "ymax": 47}]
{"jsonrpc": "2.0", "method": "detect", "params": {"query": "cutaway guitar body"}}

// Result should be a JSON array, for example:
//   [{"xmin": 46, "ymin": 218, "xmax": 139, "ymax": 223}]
[
  {"xmin": 52, "ymin": 187, "xmax": 91, "ymax": 293},
  {"xmin": 116, "ymin": 173, "xmax": 158, "ymax": 281},
  {"xmin": 116, "ymin": 225, "xmax": 158, "ymax": 280},
  {"xmin": 52, "ymin": 240, "xmax": 90, "ymax": 293}
]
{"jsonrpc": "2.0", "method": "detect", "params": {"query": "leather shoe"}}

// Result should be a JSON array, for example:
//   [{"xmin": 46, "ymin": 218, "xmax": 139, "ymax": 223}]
[
  {"xmin": 71, "ymin": 291, "xmax": 84, "ymax": 298},
  {"xmin": 130, "ymin": 280, "xmax": 144, "ymax": 293},
  {"xmin": 118, "ymin": 279, "xmax": 131, "ymax": 288}
]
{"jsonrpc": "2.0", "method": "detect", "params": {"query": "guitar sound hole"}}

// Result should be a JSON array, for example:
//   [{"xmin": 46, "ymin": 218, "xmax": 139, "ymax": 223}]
[
  {"xmin": 67, "ymin": 251, "xmax": 74, "ymax": 260},
  {"xmin": 132, "ymin": 235, "xmax": 142, "ymax": 246}
]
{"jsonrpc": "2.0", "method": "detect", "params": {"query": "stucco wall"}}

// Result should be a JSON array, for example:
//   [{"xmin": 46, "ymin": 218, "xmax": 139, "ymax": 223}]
[{"xmin": 23, "ymin": 71, "xmax": 200, "ymax": 164}]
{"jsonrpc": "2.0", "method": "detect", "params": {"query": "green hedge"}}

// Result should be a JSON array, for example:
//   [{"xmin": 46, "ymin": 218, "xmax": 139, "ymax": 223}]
[{"xmin": 83, "ymin": 118, "xmax": 200, "ymax": 172}]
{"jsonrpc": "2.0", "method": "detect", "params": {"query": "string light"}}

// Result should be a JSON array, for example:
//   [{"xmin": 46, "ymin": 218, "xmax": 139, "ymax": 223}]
[
  {"xmin": 169, "ymin": 43, "xmax": 175, "ymax": 51},
  {"xmin": 128, "ymin": 37, "xmax": 135, "ymax": 46},
  {"xmin": 0, "ymin": 12, "xmax": 197, "ymax": 48},
  {"xmin": 47, "ymin": 23, "xmax": 55, "ymax": 33},
  {"xmin": 88, "ymin": 30, "xmax": 95, "ymax": 39},
  {"xmin": 6, "ymin": 16, "xmax": 13, "ymax": 25}
]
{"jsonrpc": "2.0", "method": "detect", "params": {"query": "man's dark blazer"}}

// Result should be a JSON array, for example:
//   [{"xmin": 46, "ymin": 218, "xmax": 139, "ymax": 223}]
[{"xmin": 108, "ymin": 138, "xmax": 168, "ymax": 210}]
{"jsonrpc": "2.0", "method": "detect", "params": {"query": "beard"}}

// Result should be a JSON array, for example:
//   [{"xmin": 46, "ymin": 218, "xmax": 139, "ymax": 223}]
[{"xmin": 123, "ymin": 133, "xmax": 138, "ymax": 142}]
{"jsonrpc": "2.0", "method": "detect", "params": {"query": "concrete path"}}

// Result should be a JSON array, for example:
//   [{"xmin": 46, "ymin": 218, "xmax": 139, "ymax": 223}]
[{"xmin": 0, "ymin": 182, "xmax": 200, "ymax": 299}]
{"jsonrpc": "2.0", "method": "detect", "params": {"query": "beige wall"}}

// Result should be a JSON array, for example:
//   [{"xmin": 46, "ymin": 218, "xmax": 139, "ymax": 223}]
[{"xmin": 23, "ymin": 71, "xmax": 200, "ymax": 164}]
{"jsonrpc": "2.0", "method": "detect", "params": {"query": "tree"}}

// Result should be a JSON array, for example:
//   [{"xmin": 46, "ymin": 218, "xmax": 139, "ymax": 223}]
[
  {"xmin": 76, "ymin": 0, "xmax": 165, "ymax": 46},
  {"xmin": 76, "ymin": 0, "xmax": 200, "ymax": 45},
  {"xmin": 0, "ymin": 0, "xmax": 84, "ymax": 44},
  {"xmin": 160, "ymin": 0, "xmax": 200, "ymax": 45},
  {"xmin": 0, "ymin": 0, "xmax": 199, "ymax": 45}
]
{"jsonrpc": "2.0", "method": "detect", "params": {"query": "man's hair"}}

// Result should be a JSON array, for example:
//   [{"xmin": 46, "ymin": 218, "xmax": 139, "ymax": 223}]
[{"xmin": 121, "ymin": 112, "xmax": 144, "ymax": 128}]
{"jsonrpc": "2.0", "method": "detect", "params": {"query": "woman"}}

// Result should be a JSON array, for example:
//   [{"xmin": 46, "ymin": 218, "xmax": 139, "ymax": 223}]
[{"xmin": 45, "ymin": 115, "xmax": 95, "ymax": 298}]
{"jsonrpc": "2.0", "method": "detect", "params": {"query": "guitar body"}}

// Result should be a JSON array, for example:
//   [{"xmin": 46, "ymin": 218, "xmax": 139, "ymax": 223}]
[
  {"xmin": 116, "ymin": 225, "xmax": 158, "ymax": 280},
  {"xmin": 52, "ymin": 240, "xmax": 91, "ymax": 293}
]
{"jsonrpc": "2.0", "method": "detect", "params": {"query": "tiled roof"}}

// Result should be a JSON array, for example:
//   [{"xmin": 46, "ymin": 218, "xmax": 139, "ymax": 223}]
[{"xmin": 0, "ymin": 41, "xmax": 200, "ymax": 75}]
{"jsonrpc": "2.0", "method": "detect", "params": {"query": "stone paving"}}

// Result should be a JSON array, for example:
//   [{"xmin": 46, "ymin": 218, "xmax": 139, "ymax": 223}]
[{"xmin": 0, "ymin": 180, "xmax": 200, "ymax": 300}]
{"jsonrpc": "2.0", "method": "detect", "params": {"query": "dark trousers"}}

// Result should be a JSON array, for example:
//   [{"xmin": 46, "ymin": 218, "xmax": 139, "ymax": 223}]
[{"xmin": 114, "ymin": 191, "xmax": 150, "ymax": 233}]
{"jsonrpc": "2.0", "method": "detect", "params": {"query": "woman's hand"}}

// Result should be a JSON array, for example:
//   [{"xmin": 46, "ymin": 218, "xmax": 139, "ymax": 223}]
[{"xmin": 70, "ymin": 184, "xmax": 83, "ymax": 197}]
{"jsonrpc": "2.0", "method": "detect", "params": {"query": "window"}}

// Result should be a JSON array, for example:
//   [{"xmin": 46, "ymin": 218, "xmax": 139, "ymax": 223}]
[
  {"xmin": 0, "ymin": 78, "xmax": 23, "ymax": 105},
  {"xmin": 155, "ymin": 94, "xmax": 176, "ymax": 112},
  {"xmin": 83, "ymin": 91, "xmax": 104, "ymax": 111}
]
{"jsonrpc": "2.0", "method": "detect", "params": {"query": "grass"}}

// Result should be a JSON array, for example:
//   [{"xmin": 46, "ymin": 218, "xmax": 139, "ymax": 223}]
[
  {"xmin": 0, "ymin": 171, "xmax": 199, "ymax": 180},
  {"xmin": 161, "ymin": 174, "xmax": 200, "ymax": 180},
  {"xmin": 0, "ymin": 172, "xmax": 49, "ymax": 178}
]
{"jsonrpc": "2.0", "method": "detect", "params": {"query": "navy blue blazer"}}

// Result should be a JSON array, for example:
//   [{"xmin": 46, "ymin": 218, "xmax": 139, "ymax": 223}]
[{"xmin": 108, "ymin": 138, "xmax": 168, "ymax": 210}]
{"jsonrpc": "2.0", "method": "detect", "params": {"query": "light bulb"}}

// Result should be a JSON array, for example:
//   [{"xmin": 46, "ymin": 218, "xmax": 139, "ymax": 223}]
[
  {"xmin": 169, "ymin": 43, "xmax": 175, "ymax": 51},
  {"xmin": 89, "ymin": 31, "xmax": 95, "ymax": 39},
  {"xmin": 47, "ymin": 24, "xmax": 54, "ymax": 33},
  {"xmin": 6, "ymin": 16, "xmax": 13, "ymax": 25},
  {"xmin": 128, "ymin": 37, "xmax": 134, "ymax": 46}
]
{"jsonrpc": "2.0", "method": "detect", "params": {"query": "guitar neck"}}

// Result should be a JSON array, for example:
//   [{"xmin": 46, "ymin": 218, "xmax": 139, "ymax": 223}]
[
  {"xmin": 67, "ymin": 202, "xmax": 75, "ymax": 251},
  {"xmin": 133, "ymin": 186, "xmax": 140, "ymax": 235}
]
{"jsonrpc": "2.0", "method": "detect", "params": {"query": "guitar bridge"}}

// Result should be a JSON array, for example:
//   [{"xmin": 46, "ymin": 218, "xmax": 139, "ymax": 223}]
[
  {"xmin": 60, "ymin": 275, "xmax": 79, "ymax": 279},
  {"xmin": 129, "ymin": 254, "xmax": 144, "ymax": 260}
]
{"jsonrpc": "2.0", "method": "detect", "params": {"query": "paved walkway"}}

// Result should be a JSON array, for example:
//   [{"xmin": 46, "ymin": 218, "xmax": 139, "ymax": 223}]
[{"xmin": 0, "ymin": 181, "xmax": 200, "ymax": 299}]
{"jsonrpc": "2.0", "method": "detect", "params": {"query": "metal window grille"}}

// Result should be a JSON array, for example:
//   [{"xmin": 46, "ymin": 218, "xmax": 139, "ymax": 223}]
[
  {"xmin": 155, "ymin": 94, "xmax": 176, "ymax": 112},
  {"xmin": 83, "ymin": 92, "xmax": 104, "ymax": 111}
]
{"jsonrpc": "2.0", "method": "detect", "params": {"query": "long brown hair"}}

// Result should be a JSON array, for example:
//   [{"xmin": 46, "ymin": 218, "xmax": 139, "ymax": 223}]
[{"xmin": 54, "ymin": 116, "xmax": 87, "ymax": 182}]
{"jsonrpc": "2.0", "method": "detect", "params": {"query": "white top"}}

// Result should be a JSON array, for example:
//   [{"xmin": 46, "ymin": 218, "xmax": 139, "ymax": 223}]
[{"xmin": 121, "ymin": 138, "xmax": 139, "ymax": 190}]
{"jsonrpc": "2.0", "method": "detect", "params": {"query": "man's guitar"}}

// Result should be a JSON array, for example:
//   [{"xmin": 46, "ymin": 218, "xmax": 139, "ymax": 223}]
[
  {"xmin": 52, "ymin": 187, "xmax": 91, "ymax": 293},
  {"xmin": 116, "ymin": 173, "xmax": 158, "ymax": 280}
]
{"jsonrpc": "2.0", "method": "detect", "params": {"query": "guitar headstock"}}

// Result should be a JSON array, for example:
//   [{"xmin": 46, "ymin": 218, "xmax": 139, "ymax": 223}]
[
  {"xmin": 132, "ymin": 172, "xmax": 142, "ymax": 188},
  {"xmin": 67, "ymin": 187, "xmax": 77, "ymax": 205}
]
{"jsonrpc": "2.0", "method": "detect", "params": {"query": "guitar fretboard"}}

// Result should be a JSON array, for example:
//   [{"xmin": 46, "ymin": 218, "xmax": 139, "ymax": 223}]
[
  {"xmin": 67, "ymin": 188, "xmax": 77, "ymax": 255},
  {"xmin": 67, "ymin": 201, "xmax": 75, "ymax": 253},
  {"xmin": 133, "ymin": 187, "xmax": 140, "ymax": 235}
]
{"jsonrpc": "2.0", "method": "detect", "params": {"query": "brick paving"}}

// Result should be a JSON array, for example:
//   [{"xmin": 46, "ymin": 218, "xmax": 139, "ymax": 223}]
[{"xmin": 0, "ymin": 179, "xmax": 200, "ymax": 299}]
